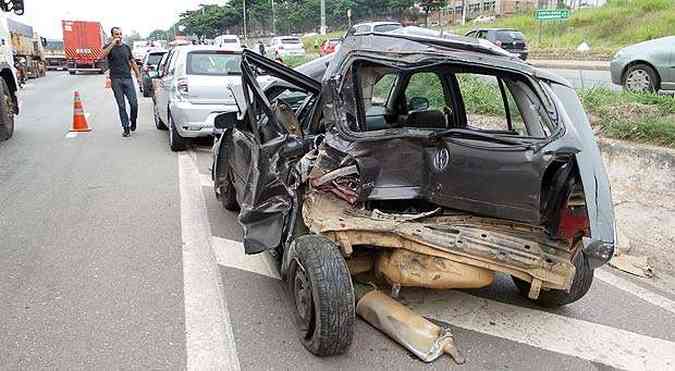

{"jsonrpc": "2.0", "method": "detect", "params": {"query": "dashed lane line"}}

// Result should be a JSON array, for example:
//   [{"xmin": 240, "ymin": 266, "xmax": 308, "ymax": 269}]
[
  {"xmin": 179, "ymin": 151, "xmax": 241, "ymax": 371},
  {"xmin": 212, "ymin": 233, "xmax": 675, "ymax": 370},
  {"xmin": 595, "ymin": 268, "xmax": 675, "ymax": 315},
  {"xmin": 212, "ymin": 237, "xmax": 280, "ymax": 280}
]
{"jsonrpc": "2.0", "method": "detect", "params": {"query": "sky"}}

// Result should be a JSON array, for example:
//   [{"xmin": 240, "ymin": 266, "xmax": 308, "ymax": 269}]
[{"xmin": 9, "ymin": 0, "xmax": 226, "ymax": 40}]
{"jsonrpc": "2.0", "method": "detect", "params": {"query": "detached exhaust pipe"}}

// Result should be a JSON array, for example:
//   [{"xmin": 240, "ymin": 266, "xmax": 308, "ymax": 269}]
[{"xmin": 356, "ymin": 290, "xmax": 465, "ymax": 365}]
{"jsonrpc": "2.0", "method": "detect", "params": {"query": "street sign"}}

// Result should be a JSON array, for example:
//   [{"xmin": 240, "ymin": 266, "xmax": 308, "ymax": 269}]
[{"xmin": 535, "ymin": 9, "xmax": 570, "ymax": 21}]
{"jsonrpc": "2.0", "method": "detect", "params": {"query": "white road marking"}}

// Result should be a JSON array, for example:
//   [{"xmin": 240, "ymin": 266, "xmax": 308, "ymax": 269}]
[
  {"xmin": 200, "ymin": 173, "xmax": 214, "ymax": 188},
  {"xmin": 596, "ymin": 268, "xmax": 675, "ymax": 315},
  {"xmin": 179, "ymin": 151, "xmax": 241, "ymax": 371},
  {"xmin": 212, "ymin": 237, "xmax": 281, "ymax": 280},
  {"xmin": 65, "ymin": 132, "xmax": 78, "ymax": 139},
  {"xmin": 406, "ymin": 289, "xmax": 675, "ymax": 371}
]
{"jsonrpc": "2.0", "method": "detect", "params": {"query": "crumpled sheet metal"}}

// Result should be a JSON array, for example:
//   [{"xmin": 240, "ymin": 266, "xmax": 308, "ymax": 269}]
[
  {"xmin": 357, "ymin": 290, "xmax": 465, "ymax": 365},
  {"xmin": 304, "ymin": 191, "xmax": 575, "ymax": 291}
]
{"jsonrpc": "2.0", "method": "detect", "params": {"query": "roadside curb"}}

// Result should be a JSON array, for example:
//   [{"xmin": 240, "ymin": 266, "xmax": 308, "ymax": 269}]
[{"xmin": 530, "ymin": 60, "xmax": 610, "ymax": 71}]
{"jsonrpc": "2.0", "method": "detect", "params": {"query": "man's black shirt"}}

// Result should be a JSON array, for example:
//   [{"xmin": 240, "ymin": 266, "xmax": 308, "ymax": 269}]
[{"xmin": 105, "ymin": 43, "xmax": 133, "ymax": 79}]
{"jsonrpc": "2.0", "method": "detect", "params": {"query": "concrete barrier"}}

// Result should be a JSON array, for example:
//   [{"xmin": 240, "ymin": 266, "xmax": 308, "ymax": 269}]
[{"xmin": 597, "ymin": 138, "xmax": 675, "ymax": 277}]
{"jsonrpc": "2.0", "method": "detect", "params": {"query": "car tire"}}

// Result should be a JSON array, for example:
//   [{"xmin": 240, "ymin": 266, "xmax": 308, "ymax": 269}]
[
  {"xmin": 69, "ymin": 70, "xmax": 75, "ymax": 75},
  {"xmin": 153, "ymin": 104, "xmax": 167, "ymax": 130},
  {"xmin": 0, "ymin": 79, "xmax": 15, "ymax": 141},
  {"xmin": 623, "ymin": 63, "xmax": 659, "ymax": 93},
  {"xmin": 512, "ymin": 248, "xmax": 594, "ymax": 307},
  {"xmin": 168, "ymin": 113, "xmax": 187, "ymax": 152},
  {"xmin": 142, "ymin": 82, "xmax": 152, "ymax": 98},
  {"xmin": 288, "ymin": 234, "xmax": 354, "ymax": 357},
  {"xmin": 218, "ymin": 158, "xmax": 239, "ymax": 211}
]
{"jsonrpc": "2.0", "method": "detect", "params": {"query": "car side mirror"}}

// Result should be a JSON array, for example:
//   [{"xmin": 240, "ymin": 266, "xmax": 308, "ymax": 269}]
[
  {"xmin": 409, "ymin": 96, "xmax": 430, "ymax": 112},
  {"xmin": 214, "ymin": 111, "xmax": 239, "ymax": 129}
]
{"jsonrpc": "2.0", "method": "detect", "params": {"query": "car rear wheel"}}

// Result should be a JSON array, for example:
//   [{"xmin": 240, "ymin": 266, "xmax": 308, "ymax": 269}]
[
  {"xmin": 623, "ymin": 64, "xmax": 659, "ymax": 93},
  {"xmin": 153, "ymin": 104, "xmax": 167, "ymax": 130},
  {"xmin": 512, "ymin": 247, "xmax": 594, "ymax": 307},
  {"xmin": 0, "ymin": 79, "xmax": 15, "ymax": 141},
  {"xmin": 168, "ymin": 113, "xmax": 187, "ymax": 152},
  {"xmin": 288, "ymin": 235, "xmax": 354, "ymax": 356},
  {"xmin": 142, "ymin": 81, "xmax": 152, "ymax": 98}
]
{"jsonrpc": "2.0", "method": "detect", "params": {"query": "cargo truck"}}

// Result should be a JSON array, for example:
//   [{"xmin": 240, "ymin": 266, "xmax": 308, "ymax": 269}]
[
  {"xmin": 62, "ymin": 20, "xmax": 107, "ymax": 74},
  {"xmin": 45, "ymin": 39, "xmax": 66, "ymax": 71},
  {"xmin": 0, "ymin": 1, "xmax": 24, "ymax": 142},
  {"xmin": 7, "ymin": 18, "xmax": 45, "ymax": 79}
]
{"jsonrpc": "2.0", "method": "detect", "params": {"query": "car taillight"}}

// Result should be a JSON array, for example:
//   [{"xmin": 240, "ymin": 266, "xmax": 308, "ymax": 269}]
[
  {"xmin": 143, "ymin": 65, "xmax": 149, "ymax": 72},
  {"xmin": 177, "ymin": 79, "xmax": 189, "ymax": 96},
  {"xmin": 495, "ymin": 40, "xmax": 502, "ymax": 47}
]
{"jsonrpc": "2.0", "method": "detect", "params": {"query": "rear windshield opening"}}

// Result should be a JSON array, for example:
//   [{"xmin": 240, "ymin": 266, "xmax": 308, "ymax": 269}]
[
  {"xmin": 281, "ymin": 38, "xmax": 302, "ymax": 44},
  {"xmin": 373, "ymin": 24, "xmax": 401, "ymax": 33},
  {"xmin": 496, "ymin": 31, "xmax": 525, "ymax": 42},
  {"xmin": 147, "ymin": 53, "xmax": 165, "ymax": 65},
  {"xmin": 187, "ymin": 52, "xmax": 242, "ymax": 76},
  {"xmin": 220, "ymin": 39, "xmax": 238, "ymax": 44},
  {"xmin": 342, "ymin": 61, "xmax": 557, "ymax": 139}
]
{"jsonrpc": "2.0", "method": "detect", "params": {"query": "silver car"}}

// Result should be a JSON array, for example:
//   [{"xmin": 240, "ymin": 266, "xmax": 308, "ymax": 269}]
[
  {"xmin": 610, "ymin": 36, "xmax": 675, "ymax": 93},
  {"xmin": 153, "ymin": 45, "xmax": 241, "ymax": 151}
]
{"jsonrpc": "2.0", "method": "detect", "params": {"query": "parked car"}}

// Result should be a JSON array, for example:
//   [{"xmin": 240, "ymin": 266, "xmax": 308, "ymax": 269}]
[
  {"xmin": 211, "ymin": 30, "xmax": 615, "ymax": 356},
  {"xmin": 140, "ymin": 49, "xmax": 167, "ymax": 98},
  {"xmin": 610, "ymin": 36, "xmax": 675, "ymax": 93},
  {"xmin": 344, "ymin": 21, "xmax": 402, "ymax": 37},
  {"xmin": 214, "ymin": 34, "xmax": 242, "ymax": 51},
  {"xmin": 465, "ymin": 28, "xmax": 529, "ymax": 60},
  {"xmin": 153, "ymin": 45, "xmax": 242, "ymax": 151},
  {"xmin": 270, "ymin": 36, "xmax": 306, "ymax": 58},
  {"xmin": 319, "ymin": 38, "xmax": 341, "ymax": 56}
]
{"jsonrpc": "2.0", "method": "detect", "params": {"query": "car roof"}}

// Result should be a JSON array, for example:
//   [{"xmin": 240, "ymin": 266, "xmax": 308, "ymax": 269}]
[
  {"xmin": 331, "ymin": 30, "xmax": 570, "ymax": 87},
  {"xmin": 353, "ymin": 21, "xmax": 401, "ymax": 27}
]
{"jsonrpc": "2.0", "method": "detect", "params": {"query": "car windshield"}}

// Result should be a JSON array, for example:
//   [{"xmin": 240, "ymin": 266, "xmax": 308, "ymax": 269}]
[
  {"xmin": 187, "ymin": 51, "xmax": 241, "ymax": 76},
  {"xmin": 281, "ymin": 38, "xmax": 302, "ymax": 44},
  {"xmin": 496, "ymin": 31, "xmax": 525, "ymax": 42},
  {"xmin": 147, "ymin": 53, "xmax": 165, "ymax": 65},
  {"xmin": 373, "ymin": 24, "xmax": 401, "ymax": 33}
]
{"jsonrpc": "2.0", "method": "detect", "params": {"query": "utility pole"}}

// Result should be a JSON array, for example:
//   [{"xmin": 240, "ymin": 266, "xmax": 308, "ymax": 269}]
[
  {"xmin": 271, "ymin": 0, "xmax": 276, "ymax": 35},
  {"xmin": 243, "ymin": 0, "xmax": 248, "ymax": 42},
  {"xmin": 462, "ymin": 0, "xmax": 467, "ymax": 25},
  {"xmin": 320, "ymin": 0, "xmax": 326, "ymax": 35}
]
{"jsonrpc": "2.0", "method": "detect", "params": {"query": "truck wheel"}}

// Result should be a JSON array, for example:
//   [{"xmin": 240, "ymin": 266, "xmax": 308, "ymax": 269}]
[
  {"xmin": 288, "ymin": 235, "xmax": 354, "ymax": 356},
  {"xmin": 0, "ymin": 79, "xmax": 15, "ymax": 141},
  {"xmin": 512, "ymin": 249, "xmax": 594, "ymax": 307},
  {"xmin": 168, "ymin": 113, "xmax": 187, "ymax": 152},
  {"xmin": 153, "ymin": 104, "xmax": 167, "ymax": 130}
]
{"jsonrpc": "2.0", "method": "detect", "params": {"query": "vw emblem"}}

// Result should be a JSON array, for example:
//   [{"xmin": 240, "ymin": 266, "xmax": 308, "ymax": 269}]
[{"xmin": 434, "ymin": 147, "xmax": 450, "ymax": 171}]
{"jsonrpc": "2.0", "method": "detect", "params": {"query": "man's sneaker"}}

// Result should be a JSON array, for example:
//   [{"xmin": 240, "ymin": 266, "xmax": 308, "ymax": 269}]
[
  {"xmin": 130, "ymin": 122, "xmax": 136, "ymax": 131},
  {"xmin": 122, "ymin": 127, "xmax": 130, "ymax": 137}
]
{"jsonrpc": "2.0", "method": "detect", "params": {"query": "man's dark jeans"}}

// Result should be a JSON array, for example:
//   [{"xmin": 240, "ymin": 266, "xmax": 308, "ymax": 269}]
[{"xmin": 111, "ymin": 78, "xmax": 138, "ymax": 129}]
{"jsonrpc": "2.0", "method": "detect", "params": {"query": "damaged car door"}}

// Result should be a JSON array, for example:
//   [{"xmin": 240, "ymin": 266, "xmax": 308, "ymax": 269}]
[{"xmin": 225, "ymin": 50, "xmax": 322, "ymax": 254}]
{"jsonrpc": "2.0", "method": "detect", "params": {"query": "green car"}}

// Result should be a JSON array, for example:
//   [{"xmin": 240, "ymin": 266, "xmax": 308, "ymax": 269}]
[{"xmin": 610, "ymin": 36, "xmax": 675, "ymax": 93}]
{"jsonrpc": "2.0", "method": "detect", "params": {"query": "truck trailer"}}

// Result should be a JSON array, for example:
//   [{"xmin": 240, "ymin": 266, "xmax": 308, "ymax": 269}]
[
  {"xmin": 62, "ymin": 20, "xmax": 107, "ymax": 74},
  {"xmin": 7, "ymin": 18, "xmax": 45, "ymax": 79}
]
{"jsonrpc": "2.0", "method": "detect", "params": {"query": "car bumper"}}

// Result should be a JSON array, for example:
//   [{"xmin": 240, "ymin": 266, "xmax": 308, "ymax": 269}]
[
  {"xmin": 609, "ymin": 59, "xmax": 627, "ymax": 85},
  {"xmin": 170, "ymin": 100, "xmax": 239, "ymax": 138}
]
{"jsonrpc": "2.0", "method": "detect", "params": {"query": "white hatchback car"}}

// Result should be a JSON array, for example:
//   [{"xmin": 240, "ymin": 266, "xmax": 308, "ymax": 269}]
[
  {"xmin": 270, "ymin": 36, "xmax": 306, "ymax": 58},
  {"xmin": 153, "ymin": 45, "xmax": 241, "ymax": 151}
]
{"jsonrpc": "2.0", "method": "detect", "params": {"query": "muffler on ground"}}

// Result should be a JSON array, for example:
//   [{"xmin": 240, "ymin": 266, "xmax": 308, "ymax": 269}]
[{"xmin": 356, "ymin": 290, "xmax": 465, "ymax": 365}]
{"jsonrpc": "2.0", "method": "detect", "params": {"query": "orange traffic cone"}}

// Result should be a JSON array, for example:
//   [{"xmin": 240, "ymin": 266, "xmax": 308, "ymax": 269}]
[{"xmin": 70, "ymin": 91, "xmax": 92, "ymax": 132}]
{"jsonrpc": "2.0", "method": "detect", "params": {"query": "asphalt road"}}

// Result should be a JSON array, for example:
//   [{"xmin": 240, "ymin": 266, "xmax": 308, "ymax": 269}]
[
  {"xmin": 547, "ymin": 68, "xmax": 620, "ymax": 91},
  {"xmin": 2, "ymin": 72, "xmax": 675, "ymax": 370}
]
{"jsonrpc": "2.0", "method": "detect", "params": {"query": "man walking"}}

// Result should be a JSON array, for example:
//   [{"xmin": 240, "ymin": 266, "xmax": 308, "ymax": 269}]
[{"xmin": 102, "ymin": 27, "xmax": 141, "ymax": 137}]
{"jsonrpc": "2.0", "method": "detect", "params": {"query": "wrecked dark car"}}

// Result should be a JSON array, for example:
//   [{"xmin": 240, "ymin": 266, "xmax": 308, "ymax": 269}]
[{"xmin": 211, "ymin": 31, "xmax": 615, "ymax": 358}]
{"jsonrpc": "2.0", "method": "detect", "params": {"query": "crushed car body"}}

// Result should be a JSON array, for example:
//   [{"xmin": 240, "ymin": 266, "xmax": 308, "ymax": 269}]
[{"xmin": 211, "ymin": 28, "xmax": 616, "ymax": 358}]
